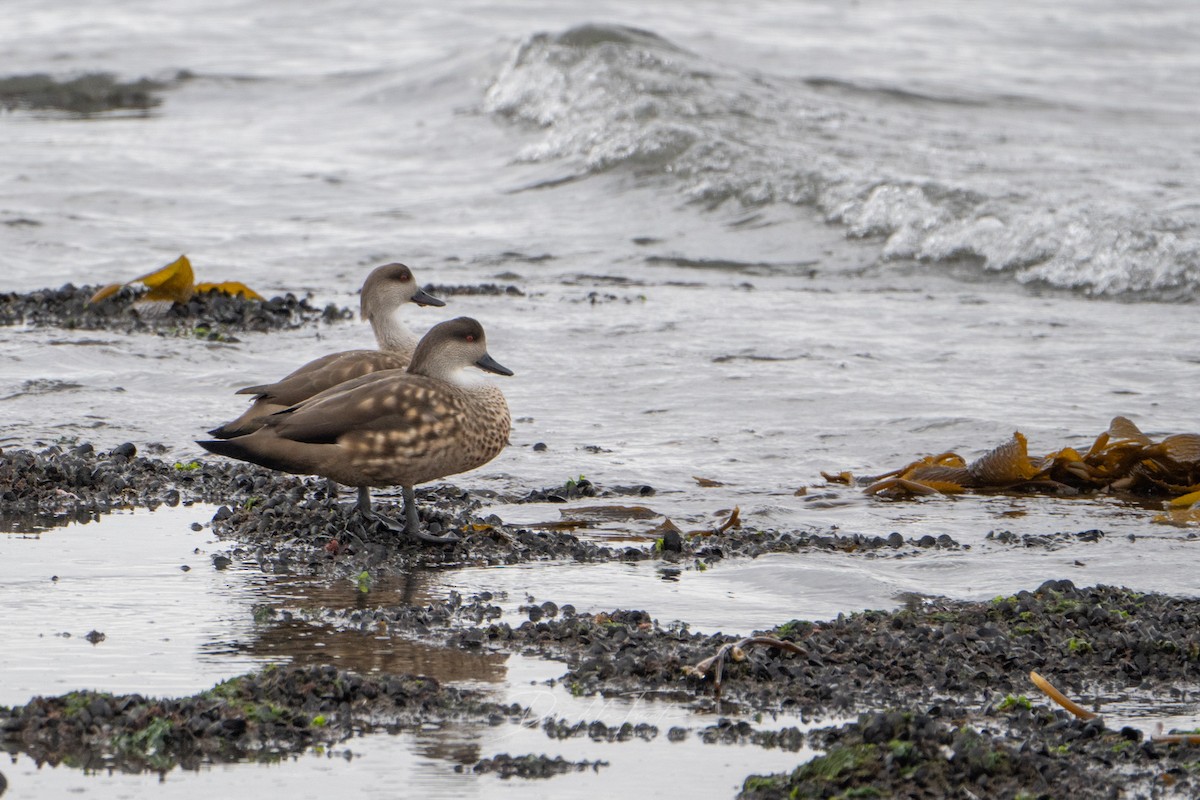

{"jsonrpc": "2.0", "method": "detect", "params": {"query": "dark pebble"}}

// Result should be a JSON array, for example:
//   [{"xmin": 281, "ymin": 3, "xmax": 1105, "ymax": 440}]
[
  {"xmin": 111, "ymin": 442, "xmax": 137, "ymax": 459},
  {"xmin": 661, "ymin": 529, "xmax": 684, "ymax": 552}
]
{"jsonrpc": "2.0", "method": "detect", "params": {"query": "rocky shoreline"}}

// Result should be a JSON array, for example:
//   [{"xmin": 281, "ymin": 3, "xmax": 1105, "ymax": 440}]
[
  {"xmin": 0, "ymin": 281, "xmax": 524, "ymax": 340},
  {"xmin": 0, "ymin": 443, "xmax": 973, "ymax": 572},
  {"xmin": 0, "ymin": 283, "xmax": 344, "ymax": 339},
  {"xmin": 3, "ymin": 441, "xmax": 1200, "ymax": 796}
]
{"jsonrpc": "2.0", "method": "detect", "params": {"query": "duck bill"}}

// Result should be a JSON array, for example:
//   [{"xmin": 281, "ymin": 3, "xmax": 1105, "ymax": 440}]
[
  {"xmin": 410, "ymin": 287, "xmax": 446, "ymax": 307},
  {"xmin": 475, "ymin": 352, "xmax": 514, "ymax": 376}
]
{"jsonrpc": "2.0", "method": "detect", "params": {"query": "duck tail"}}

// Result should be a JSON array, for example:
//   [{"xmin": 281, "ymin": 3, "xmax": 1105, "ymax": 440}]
[{"xmin": 197, "ymin": 436, "xmax": 301, "ymax": 475}]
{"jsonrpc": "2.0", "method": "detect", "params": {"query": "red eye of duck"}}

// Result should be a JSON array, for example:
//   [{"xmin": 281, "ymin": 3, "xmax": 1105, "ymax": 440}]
[{"xmin": 465, "ymin": 334, "xmax": 475, "ymax": 342}]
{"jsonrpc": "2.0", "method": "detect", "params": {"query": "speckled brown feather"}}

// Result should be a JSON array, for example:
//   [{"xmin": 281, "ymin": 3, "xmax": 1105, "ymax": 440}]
[
  {"xmin": 212, "ymin": 350, "xmax": 411, "ymax": 437},
  {"xmin": 257, "ymin": 373, "xmax": 511, "ymax": 488},
  {"xmin": 200, "ymin": 317, "xmax": 512, "ymax": 495},
  {"xmin": 235, "ymin": 351, "xmax": 349, "ymax": 396}
]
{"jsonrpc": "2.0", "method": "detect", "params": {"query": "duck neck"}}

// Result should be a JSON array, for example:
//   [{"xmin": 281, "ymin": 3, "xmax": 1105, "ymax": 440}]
[{"xmin": 369, "ymin": 308, "xmax": 420, "ymax": 355}]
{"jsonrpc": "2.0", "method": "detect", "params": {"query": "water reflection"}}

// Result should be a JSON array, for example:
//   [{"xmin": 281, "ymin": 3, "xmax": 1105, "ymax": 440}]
[
  {"xmin": 0, "ymin": 492, "xmax": 191, "ymax": 533},
  {"xmin": 0, "ymin": 507, "xmax": 104, "ymax": 533},
  {"xmin": 0, "ymin": 508, "xmax": 508, "ymax": 706},
  {"xmin": 410, "ymin": 727, "xmax": 487, "ymax": 771},
  {"xmin": 232, "ymin": 618, "xmax": 508, "ymax": 684},
  {"xmin": 240, "ymin": 570, "xmax": 436, "ymax": 610}
]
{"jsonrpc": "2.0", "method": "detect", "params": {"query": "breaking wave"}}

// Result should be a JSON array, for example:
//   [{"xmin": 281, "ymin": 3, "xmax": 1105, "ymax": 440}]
[{"xmin": 484, "ymin": 24, "xmax": 1200, "ymax": 298}]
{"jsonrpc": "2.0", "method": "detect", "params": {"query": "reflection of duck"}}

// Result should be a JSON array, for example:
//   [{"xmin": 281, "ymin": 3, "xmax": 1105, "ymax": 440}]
[
  {"xmin": 208, "ymin": 263, "xmax": 444, "ymax": 439},
  {"xmin": 199, "ymin": 317, "xmax": 512, "ymax": 544}
]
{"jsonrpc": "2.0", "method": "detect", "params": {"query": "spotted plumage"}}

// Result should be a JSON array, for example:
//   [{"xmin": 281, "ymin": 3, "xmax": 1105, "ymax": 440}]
[
  {"xmin": 207, "ymin": 263, "xmax": 444, "ymax": 439},
  {"xmin": 198, "ymin": 317, "xmax": 512, "ymax": 544}
]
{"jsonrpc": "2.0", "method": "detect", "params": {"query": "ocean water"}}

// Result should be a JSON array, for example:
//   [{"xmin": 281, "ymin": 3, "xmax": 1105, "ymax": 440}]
[{"xmin": 2, "ymin": 0, "xmax": 1199, "ymax": 794}]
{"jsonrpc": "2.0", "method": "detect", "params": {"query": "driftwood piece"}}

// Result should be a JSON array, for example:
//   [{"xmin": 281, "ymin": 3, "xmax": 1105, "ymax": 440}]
[
  {"xmin": 1030, "ymin": 670, "xmax": 1098, "ymax": 720},
  {"xmin": 684, "ymin": 636, "xmax": 806, "ymax": 700}
]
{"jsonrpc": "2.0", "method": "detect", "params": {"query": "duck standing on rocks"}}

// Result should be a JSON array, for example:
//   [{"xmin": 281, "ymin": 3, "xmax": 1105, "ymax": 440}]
[
  {"xmin": 208, "ymin": 262, "xmax": 445, "ymax": 439},
  {"xmin": 198, "ymin": 317, "xmax": 513, "ymax": 544}
]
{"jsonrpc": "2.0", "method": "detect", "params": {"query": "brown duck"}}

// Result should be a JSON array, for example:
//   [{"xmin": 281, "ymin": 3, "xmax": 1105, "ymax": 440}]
[
  {"xmin": 198, "ymin": 317, "xmax": 512, "ymax": 544},
  {"xmin": 208, "ymin": 262, "xmax": 444, "ymax": 438}
]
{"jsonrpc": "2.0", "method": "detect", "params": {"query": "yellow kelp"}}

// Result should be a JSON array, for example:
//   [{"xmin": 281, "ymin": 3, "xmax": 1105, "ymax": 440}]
[{"xmin": 88, "ymin": 255, "xmax": 263, "ymax": 306}]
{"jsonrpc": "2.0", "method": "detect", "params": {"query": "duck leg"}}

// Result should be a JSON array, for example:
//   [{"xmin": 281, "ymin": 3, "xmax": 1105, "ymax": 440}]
[
  {"xmin": 402, "ymin": 485, "xmax": 461, "ymax": 544},
  {"xmin": 356, "ymin": 485, "xmax": 374, "ymax": 516},
  {"xmin": 355, "ymin": 486, "xmax": 460, "ymax": 544}
]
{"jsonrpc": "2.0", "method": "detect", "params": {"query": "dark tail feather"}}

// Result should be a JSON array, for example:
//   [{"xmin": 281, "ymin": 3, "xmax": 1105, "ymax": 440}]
[
  {"xmin": 207, "ymin": 423, "xmax": 237, "ymax": 439},
  {"xmin": 197, "ymin": 438, "xmax": 249, "ymax": 460},
  {"xmin": 197, "ymin": 437, "xmax": 299, "ymax": 475},
  {"xmin": 206, "ymin": 415, "xmax": 264, "ymax": 439}
]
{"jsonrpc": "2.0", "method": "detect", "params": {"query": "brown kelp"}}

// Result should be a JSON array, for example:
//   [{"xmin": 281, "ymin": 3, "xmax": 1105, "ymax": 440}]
[{"xmin": 854, "ymin": 417, "xmax": 1200, "ymax": 512}]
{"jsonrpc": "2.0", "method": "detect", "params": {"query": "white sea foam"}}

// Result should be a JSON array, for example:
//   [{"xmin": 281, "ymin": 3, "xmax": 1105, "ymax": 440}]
[{"xmin": 484, "ymin": 22, "xmax": 1200, "ymax": 297}]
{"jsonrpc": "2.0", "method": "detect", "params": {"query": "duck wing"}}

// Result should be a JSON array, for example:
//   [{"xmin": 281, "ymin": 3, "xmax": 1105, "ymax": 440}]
[
  {"xmin": 265, "ymin": 373, "xmax": 463, "ymax": 447},
  {"xmin": 237, "ymin": 350, "xmax": 409, "ymax": 406}
]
